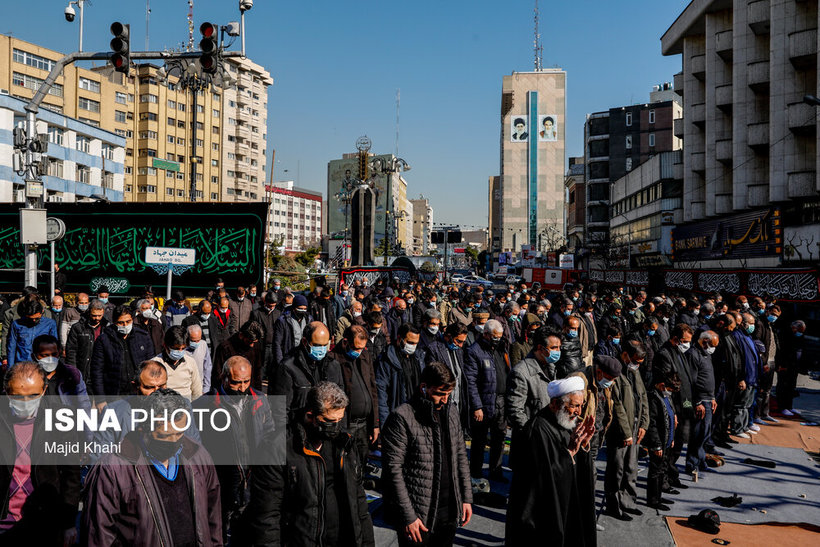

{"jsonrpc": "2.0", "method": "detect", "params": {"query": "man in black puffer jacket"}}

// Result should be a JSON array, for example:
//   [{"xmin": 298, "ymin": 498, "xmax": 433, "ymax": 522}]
[
  {"xmin": 382, "ymin": 362, "xmax": 473, "ymax": 547},
  {"xmin": 556, "ymin": 316, "xmax": 583, "ymax": 379},
  {"xmin": 89, "ymin": 306, "xmax": 155, "ymax": 396}
]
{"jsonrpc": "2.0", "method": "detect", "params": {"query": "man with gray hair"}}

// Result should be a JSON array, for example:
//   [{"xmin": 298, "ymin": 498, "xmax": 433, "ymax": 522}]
[
  {"xmin": 185, "ymin": 323, "xmax": 213, "ymax": 394},
  {"xmin": 418, "ymin": 308, "xmax": 442, "ymax": 352},
  {"xmin": 464, "ymin": 318, "xmax": 510, "ymax": 483},
  {"xmin": 248, "ymin": 382, "xmax": 375, "ymax": 546},
  {"xmin": 685, "ymin": 330, "xmax": 719, "ymax": 475},
  {"xmin": 506, "ymin": 377, "xmax": 596, "ymax": 545},
  {"xmin": 60, "ymin": 292, "xmax": 90, "ymax": 345},
  {"xmin": 499, "ymin": 301, "xmax": 521, "ymax": 347},
  {"xmin": 133, "ymin": 298, "xmax": 164, "ymax": 354}
]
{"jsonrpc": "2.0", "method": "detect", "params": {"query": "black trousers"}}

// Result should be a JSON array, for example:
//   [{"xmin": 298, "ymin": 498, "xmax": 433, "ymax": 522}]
[
  {"xmin": 757, "ymin": 366, "xmax": 775, "ymax": 417},
  {"xmin": 665, "ymin": 414, "xmax": 691, "ymax": 486},
  {"xmin": 348, "ymin": 418, "xmax": 371, "ymax": 472},
  {"xmin": 469, "ymin": 395, "xmax": 506, "ymax": 478},
  {"xmin": 647, "ymin": 449, "xmax": 669, "ymax": 505},
  {"xmin": 776, "ymin": 367, "xmax": 800, "ymax": 411}
]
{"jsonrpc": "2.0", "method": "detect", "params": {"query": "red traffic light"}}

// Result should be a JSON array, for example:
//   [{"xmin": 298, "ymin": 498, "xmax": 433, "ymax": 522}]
[{"xmin": 200, "ymin": 22, "xmax": 218, "ymax": 38}]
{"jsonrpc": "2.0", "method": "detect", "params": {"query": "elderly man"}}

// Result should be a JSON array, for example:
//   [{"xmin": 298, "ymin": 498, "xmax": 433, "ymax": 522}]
[
  {"xmin": 185, "ymin": 324, "xmax": 213, "ymax": 394},
  {"xmin": 464, "ymin": 319, "xmax": 509, "ymax": 483},
  {"xmin": 134, "ymin": 298, "xmax": 165, "ymax": 354},
  {"xmin": 506, "ymin": 377, "xmax": 597, "ymax": 546},
  {"xmin": 506, "ymin": 328, "xmax": 561, "ymax": 435},
  {"xmin": 335, "ymin": 299, "xmax": 364, "ymax": 344},
  {"xmin": 776, "ymin": 320, "xmax": 807, "ymax": 416},
  {"xmin": 60, "ymin": 292, "xmax": 89, "ymax": 346},
  {"xmin": 418, "ymin": 308, "xmax": 442, "ymax": 352},
  {"xmin": 685, "ymin": 330, "xmax": 719, "ymax": 475}
]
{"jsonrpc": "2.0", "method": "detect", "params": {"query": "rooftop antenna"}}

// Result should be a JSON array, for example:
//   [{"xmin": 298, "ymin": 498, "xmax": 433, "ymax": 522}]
[
  {"xmin": 187, "ymin": 0, "xmax": 194, "ymax": 51},
  {"xmin": 395, "ymin": 89, "xmax": 400, "ymax": 157},
  {"xmin": 533, "ymin": 0, "xmax": 543, "ymax": 71}
]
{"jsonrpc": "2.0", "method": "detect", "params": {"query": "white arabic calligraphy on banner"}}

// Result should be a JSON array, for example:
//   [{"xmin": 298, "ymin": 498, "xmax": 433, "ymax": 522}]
[
  {"xmin": 665, "ymin": 271, "xmax": 694, "ymax": 289},
  {"xmin": 747, "ymin": 272, "xmax": 818, "ymax": 301},
  {"xmin": 698, "ymin": 273, "xmax": 741, "ymax": 294}
]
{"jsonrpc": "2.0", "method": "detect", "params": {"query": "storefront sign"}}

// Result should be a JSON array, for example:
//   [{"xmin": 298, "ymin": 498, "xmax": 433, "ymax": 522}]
[{"xmin": 672, "ymin": 208, "xmax": 781, "ymax": 262}]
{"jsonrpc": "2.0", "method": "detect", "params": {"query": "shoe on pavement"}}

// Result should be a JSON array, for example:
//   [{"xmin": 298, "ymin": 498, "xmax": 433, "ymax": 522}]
[
  {"xmin": 647, "ymin": 502, "xmax": 671, "ymax": 511},
  {"xmin": 753, "ymin": 418, "xmax": 767, "ymax": 426},
  {"xmin": 596, "ymin": 523, "xmax": 605, "ymax": 531},
  {"xmin": 748, "ymin": 429, "xmax": 759, "ymax": 435},
  {"xmin": 660, "ymin": 497, "xmax": 675, "ymax": 505},
  {"xmin": 714, "ymin": 440, "xmax": 733, "ymax": 450},
  {"xmin": 669, "ymin": 480, "xmax": 689, "ymax": 490},
  {"xmin": 662, "ymin": 487, "xmax": 680, "ymax": 495},
  {"xmin": 707, "ymin": 449, "xmax": 726, "ymax": 457},
  {"xmin": 735, "ymin": 432, "xmax": 751, "ymax": 439},
  {"xmin": 749, "ymin": 424, "xmax": 761, "ymax": 432},
  {"xmin": 623, "ymin": 507, "xmax": 643, "ymax": 516},
  {"xmin": 781, "ymin": 409, "xmax": 795, "ymax": 417},
  {"xmin": 604, "ymin": 509, "xmax": 633, "ymax": 522},
  {"xmin": 762, "ymin": 415, "xmax": 779, "ymax": 423}
]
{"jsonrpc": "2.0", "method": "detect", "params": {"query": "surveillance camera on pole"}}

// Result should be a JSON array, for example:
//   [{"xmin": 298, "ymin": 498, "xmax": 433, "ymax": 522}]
[
  {"xmin": 239, "ymin": 0, "xmax": 253, "ymax": 12},
  {"xmin": 64, "ymin": 4, "xmax": 75, "ymax": 22}
]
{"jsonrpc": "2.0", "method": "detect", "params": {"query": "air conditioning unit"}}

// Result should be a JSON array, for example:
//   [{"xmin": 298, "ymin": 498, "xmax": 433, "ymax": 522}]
[{"xmin": 0, "ymin": 89, "xmax": 9, "ymax": 96}]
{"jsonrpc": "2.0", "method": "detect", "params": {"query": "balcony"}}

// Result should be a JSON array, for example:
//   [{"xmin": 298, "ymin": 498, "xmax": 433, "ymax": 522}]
[
  {"xmin": 716, "ymin": 84, "xmax": 733, "ymax": 112},
  {"xmin": 788, "ymin": 101, "xmax": 817, "ymax": 135},
  {"xmin": 690, "ymin": 54, "xmax": 706, "ymax": 80},
  {"xmin": 673, "ymin": 117, "xmax": 685, "ymax": 138},
  {"xmin": 674, "ymin": 72, "xmax": 685, "ymax": 96},
  {"xmin": 747, "ymin": 122, "xmax": 769, "ymax": 150},
  {"xmin": 789, "ymin": 28, "xmax": 818, "ymax": 70},
  {"xmin": 690, "ymin": 102, "xmax": 706, "ymax": 127},
  {"xmin": 690, "ymin": 151, "xmax": 705, "ymax": 173},
  {"xmin": 746, "ymin": 60, "xmax": 770, "ymax": 93},
  {"xmin": 716, "ymin": 138, "xmax": 733, "ymax": 164},
  {"xmin": 715, "ymin": 30, "xmax": 733, "ymax": 62},
  {"xmin": 747, "ymin": 0, "xmax": 770, "ymax": 36}
]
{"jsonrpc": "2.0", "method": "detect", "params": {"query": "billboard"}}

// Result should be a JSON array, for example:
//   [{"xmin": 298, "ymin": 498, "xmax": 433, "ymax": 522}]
[
  {"xmin": 0, "ymin": 203, "xmax": 266, "ymax": 294},
  {"xmin": 510, "ymin": 115, "xmax": 529, "ymax": 142},
  {"xmin": 538, "ymin": 114, "xmax": 558, "ymax": 142},
  {"xmin": 672, "ymin": 208, "xmax": 781, "ymax": 262}
]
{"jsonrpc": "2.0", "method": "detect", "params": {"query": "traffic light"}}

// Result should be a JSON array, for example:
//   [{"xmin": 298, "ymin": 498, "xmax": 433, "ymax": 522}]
[
  {"xmin": 199, "ymin": 22, "xmax": 219, "ymax": 74},
  {"xmin": 109, "ymin": 22, "xmax": 130, "ymax": 75}
]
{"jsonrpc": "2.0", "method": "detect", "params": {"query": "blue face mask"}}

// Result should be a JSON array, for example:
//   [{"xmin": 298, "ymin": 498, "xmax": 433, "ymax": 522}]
[
  {"xmin": 567, "ymin": 329, "xmax": 578, "ymax": 338},
  {"xmin": 447, "ymin": 342, "xmax": 460, "ymax": 351},
  {"xmin": 746, "ymin": 325, "xmax": 755, "ymax": 335},
  {"xmin": 612, "ymin": 337, "xmax": 621, "ymax": 345},
  {"xmin": 795, "ymin": 331, "xmax": 804, "ymax": 337},
  {"xmin": 188, "ymin": 341, "xmax": 201, "ymax": 350},
  {"xmin": 704, "ymin": 314, "xmax": 712, "ymax": 320},
  {"xmin": 346, "ymin": 349, "xmax": 362, "ymax": 360},
  {"xmin": 564, "ymin": 309, "xmax": 572, "ymax": 317},
  {"xmin": 598, "ymin": 378, "xmax": 614, "ymax": 390},
  {"xmin": 647, "ymin": 329, "xmax": 656, "ymax": 337},
  {"xmin": 767, "ymin": 315, "xmax": 777, "ymax": 323},
  {"xmin": 168, "ymin": 349, "xmax": 186, "ymax": 361},
  {"xmin": 308, "ymin": 344, "xmax": 328, "ymax": 361},
  {"xmin": 51, "ymin": 307, "xmax": 62, "ymax": 313},
  {"xmin": 547, "ymin": 350, "xmax": 561, "ymax": 363},
  {"xmin": 628, "ymin": 310, "xmax": 636, "ymax": 316},
  {"xmin": 757, "ymin": 308, "xmax": 766, "ymax": 315},
  {"xmin": 98, "ymin": 297, "xmax": 108, "ymax": 304}
]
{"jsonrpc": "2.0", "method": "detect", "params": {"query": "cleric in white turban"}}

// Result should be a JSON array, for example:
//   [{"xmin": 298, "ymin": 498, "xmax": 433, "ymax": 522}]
[{"xmin": 506, "ymin": 372, "xmax": 597, "ymax": 546}]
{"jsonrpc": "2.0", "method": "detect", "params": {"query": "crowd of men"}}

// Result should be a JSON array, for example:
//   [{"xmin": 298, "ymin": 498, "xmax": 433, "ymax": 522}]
[{"xmin": 0, "ymin": 275, "xmax": 811, "ymax": 545}]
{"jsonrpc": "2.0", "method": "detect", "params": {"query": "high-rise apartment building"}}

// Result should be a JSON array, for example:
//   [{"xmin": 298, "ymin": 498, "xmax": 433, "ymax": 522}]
[
  {"xmin": 494, "ymin": 70, "xmax": 566, "ymax": 254},
  {"xmin": 661, "ymin": 0, "xmax": 820, "ymax": 269},
  {"xmin": 410, "ymin": 196, "xmax": 433, "ymax": 255},
  {"xmin": 564, "ymin": 157, "xmax": 585, "ymax": 252},
  {"xmin": 0, "ymin": 35, "xmax": 272, "ymax": 204},
  {"xmin": 265, "ymin": 180, "xmax": 323, "ymax": 252}
]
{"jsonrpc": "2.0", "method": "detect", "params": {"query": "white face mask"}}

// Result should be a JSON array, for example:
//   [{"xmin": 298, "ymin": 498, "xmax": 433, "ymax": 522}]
[
  {"xmin": 9, "ymin": 395, "xmax": 42, "ymax": 419},
  {"xmin": 677, "ymin": 342, "xmax": 690, "ymax": 353},
  {"xmin": 427, "ymin": 325, "xmax": 439, "ymax": 335},
  {"xmin": 142, "ymin": 309, "xmax": 153, "ymax": 319},
  {"xmin": 117, "ymin": 324, "xmax": 133, "ymax": 336},
  {"xmin": 402, "ymin": 343, "xmax": 417, "ymax": 355},
  {"xmin": 38, "ymin": 356, "xmax": 59, "ymax": 373},
  {"xmin": 705, "ymin": 345, "xmax": 716, "ymax": 355}
]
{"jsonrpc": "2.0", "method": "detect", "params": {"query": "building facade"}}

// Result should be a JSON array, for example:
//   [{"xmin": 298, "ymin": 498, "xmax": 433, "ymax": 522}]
[
  {"xmin": 410, "ymin": 196, "xmax": 433, "ymax": 255},
  {"xmin": 662, "ymin": 0, "xmax": 820, "ymax": 269},
  {"xmin": 265, "ymin": 180, "xmax": 323, "ymax": 252},
  {"xmin": 584, "ymin": 86, "xmax": 683, "ymax": 256},
  {"xmin": 496, "ymin": 70, "xmax": 566, "ymax": 253},
  {"xmin": 564, "ymin": 157, "xmax": 585, "ymax": 252},
  {"xmin": 0, "ymin": 94, "xmax": 125, "ymax": 202}
]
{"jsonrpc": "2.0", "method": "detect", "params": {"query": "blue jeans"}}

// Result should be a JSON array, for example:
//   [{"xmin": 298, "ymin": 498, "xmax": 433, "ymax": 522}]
[{"xmin": 686, "ymin": 403, "xmax": 712, "ymax": 472}]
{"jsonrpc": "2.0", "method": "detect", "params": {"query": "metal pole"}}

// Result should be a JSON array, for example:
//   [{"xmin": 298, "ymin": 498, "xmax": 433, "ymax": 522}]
[
  {"xmin": 190, "ymin": 79, "xmax": 198, "ymax": 202},
  {"xmin": 50, "ymin": 241, "xmax": 55, "ymax": 298},
  {"xmin": 78, "ymin": 0, "xmax": 84, "ymax": 52},
  {"xmin": 23, "ymin": 109, "xmax": 40, "ymax": 289},
  {"xmin": 240, "ymin": 10, "xmax": 246, "ymax": 57},
  {"xmin": 444, "ymin": 227, "xmax": 449, "ymax": 281},
  {"xmin": 166, "ymin": 266, "xmax": 173, "ymax": 301}
]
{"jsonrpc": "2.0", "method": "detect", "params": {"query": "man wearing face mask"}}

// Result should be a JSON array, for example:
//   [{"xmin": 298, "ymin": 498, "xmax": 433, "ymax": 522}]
[
  {"xmin": 332, "ymin": 326, "xmax": 379, "ymax": 468},
  {"xmin": 412, "ymin": 291, "xmax": 437, "ymax": 329},
  {"xmin": 272, "ymin": 294, "xmax": 312, "ymax": 365},
  {"xmin": 752, "ymin": 300, "xmax": 779, "ymax": 424},
  {"xmin": 93, "ymin": 285, "xmax": 116, "ymax": 322},
  {"xmin": 643, "ymin": 371, "xmax": 681, "ymax": 512},
  {"xmin": 83, "ymin": 388, "xmax": 221, "ymax": 546},
  {"xmin": 249, "ymin": 292, "xmax": 282, "ymax": 385},
  {"xmin": 89, "ymin": 306, "xmax": 156, "ymax": 397},
  {"xmin": 270, "ymin": 322, "xmax": 344, "ymax": 420},
  {"xmin": 466, "ymin": 309, "xmax": 490, "ymax": 347},
  {"xmin": 605, "ymin": 340, "xmax": 649, "ymax": 521},
  {"xmin": 365, "ymin": 311, "xmax": 389, "ymax": 359},
  {"xmin": 308, "ymin": 287, "xmax": 337, "ymax": 333},
  {"xmin": 685, "ymin": 331, "xmax": 719, "ymax": 475},
  {"xmin": 194, "ymin": 356, "xmax": 275, "ymax": 542},
  {"xmin": 448, "ymin": 293, "xmax": 473, "ymax": 328},
  {"xmin": 711, "ymin": 314, "xmax": 742, "ymax": 448},
  {"xmin": 65, "ymin": 299, "xmax": 108, "ymax": 388},
  {"xmin": 133, "ymin": 298, "xmax": 164, "ymax": 355},
  {"xmin": 334, "ymin": 300, "xmax": 364, "ymax": 345},
  {"xmin": 576, "ymin": 300, "xmax": 598, "ymax": 367},
  {"xmin": 547, "ymin": 297, "xmax": 574, "ymax": 331},
  {"xmin": 729, "ymin": 313, "xmax": 763, "ymax": 439},
  {"xmin": 32, "ymin": 335, "xmax": 91, "ymax": 413},
  {"xmin": 507, "ymin": 329, "xmax": 561, "ymax": 437},
  {"xmin": 183, "ymin": 299, "xmax": 220, "ymax": 356},
  {"xmin": 426, "ymin": 322, "xmax": 469, "ymax": 426},
  {"xmin": 0, "ymin": 362, "xmax": 82, "ymax": 544},
  {"xmin": 60, "ymin": 292, "xmax": 90, "ymax": 347},
  {"xmin": 184, "ymin": 324, "xmax": 212, "ymax": 394},
  {"xmin": 418, "ymin": 309, "xmax": 443, "ymax": 353},
  {"xmin": 556, "ymin": 316, "xmax": 584, "ymax": 379},
  {"xmin": 230, "ymin": 286, "xmax": 254, "ymax": 329},
  {"xmin": 249, "ymin": 382, "xmax": 375, "ymax": 546},
  {"xmin": 7, "ymin": 298, "xmax": 58, "ymax": 367},
  {"xmin": 214, "ymin": 295, "xmax": 237, "ymax": 343},
  {"xmin": 463, "ymin": 319, "xmax": 509, "ymax": 483},
  {"xmin": 627, "ymin": 317, "xmax": 661, "ymax": 388},
  {"xmin": 775, "ymin": 320, "xmax": 807, "ymax": 417},
  {"xmin": 48, "ymin": 295, "xmax": 66, "ymax": 349},
  {"xmin": 651, "ymin": 323, "xmax": 695, "ymax": 490},
  {"xmin": 509, "ymin": 314, "xmax": 542, "ymax": 367},
  {"xmin": 382, "ymin": 362, "xmax": 472, "ymax": 547},
  {"xmin": 150, "ymin": 326, "xmax": 202, "ymax": 402},
  {"xmin": 375, "ymin": 324, "xmax": 426, "ymax": 427}
]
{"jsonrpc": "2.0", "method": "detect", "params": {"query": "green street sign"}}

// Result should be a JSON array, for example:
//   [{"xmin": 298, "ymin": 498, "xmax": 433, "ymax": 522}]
[
  {"xmin": 152, "ymin": 158, "xmax": 180, "ymax": 172},
  {"xmin": 90, "ymin": 277, "xmax": 130, "ymax": 294}
]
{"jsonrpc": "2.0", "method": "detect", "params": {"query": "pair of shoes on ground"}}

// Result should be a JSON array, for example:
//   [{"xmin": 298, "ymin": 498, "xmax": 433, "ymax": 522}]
[{"xmin": 781, "ymin": 409, "xmax": 799, "ymax": 417}]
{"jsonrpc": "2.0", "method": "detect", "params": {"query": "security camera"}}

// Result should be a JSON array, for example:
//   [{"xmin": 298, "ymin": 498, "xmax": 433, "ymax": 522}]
[
  {"xmin": 239, "ymin": 0, "xmax": 253, "ymax": 12},
  {"xmin": 65, "ymin": 4, "xmax": 76, "ymax": 22}
]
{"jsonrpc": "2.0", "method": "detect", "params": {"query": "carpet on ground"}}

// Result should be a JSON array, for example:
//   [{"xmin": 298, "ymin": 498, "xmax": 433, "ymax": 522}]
[
  {"xmin": 729, "ymin": 417, "xmax": 820, "ymax": 452},
  {"xmin": 665, "ymin": 518, "xmax": 820, "ymax": 546}
]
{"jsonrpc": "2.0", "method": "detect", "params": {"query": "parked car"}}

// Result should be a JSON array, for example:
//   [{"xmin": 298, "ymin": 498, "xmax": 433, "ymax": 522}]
[
  {"xmin": 461, "ymin": 275, "xmax": 494, "ymax": 288},
  {"xmin": 450, "ymin": 273, "xmax": 465, "ymax": 283},
  {"xmin": 505, "ymin": 274, "xmax": 523, "ymax": 285}
]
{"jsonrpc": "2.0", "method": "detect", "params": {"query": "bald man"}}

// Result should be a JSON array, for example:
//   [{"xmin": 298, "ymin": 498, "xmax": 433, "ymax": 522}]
[{"xmin": 269, "ymin": 321, "xmax": 345, "ymax": 420}]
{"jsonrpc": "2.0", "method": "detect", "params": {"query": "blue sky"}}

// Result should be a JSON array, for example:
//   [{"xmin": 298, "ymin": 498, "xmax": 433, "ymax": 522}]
[{"xmin": 3, "ymin": 0, "xmax": 690, "ymax": 226}]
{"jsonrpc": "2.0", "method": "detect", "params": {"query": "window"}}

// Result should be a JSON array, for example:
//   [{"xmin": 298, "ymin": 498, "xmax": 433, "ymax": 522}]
[
  {"xmin": 227, "ymin": 188, "xmax": 236, "ymax": 195},
  {"xmin": 13, "ymin": 49, "xmax": 56, "ymax": 71},
  {"xmin": 213, "ymin": 109, "xmax": 220, "ymax": 117},
  {"xmin": 47, "ymin": 126, "xmax": 64, "ymax": 146},
  {"xmin": 126, "ymin": 184, "xmax": 133, "ymax": 192},
  {"xmin": 196, "ymin": 105, "xmax": 204, "ymax": 114},
  {"xmin": 211, "ymin": 176, "xmax": 219, "ymax": 184},
  {"xmin": 103, "ymin": 172, "xmax": 114, "ymax": 189},
  {"xmin": 212, "ymin": 143, "xmax": 219, "ymax": 151},
  {"xmin": 126, "ymin": 148, "xmax": 133, "ymax": 157},
  {"xmin": 168, "ymin": 100, "xmax": 176, "ymax": 109},
  {"xmin": 76, "ymin": 164, "xmax": 90, "ymax": 183},
  {"xmin": 139, "ymin": 149, "xmax": 157, "ymax": 158},
  {"xmin": 47, "ymin": 159, "xmax": 63, "ymax": 178},
  {"xmin": 128, "ymin": 93, "xmax": 135, "ymax": 102},
  {"xmin": 211, "ymin": 159, "xmax": 219, "ymax": 166},
  {"xmin": 649, "ymin": 110, "xmax": 656, "ymax": 124},
  {"xmin": 139, "ymin": 77, "xmax": 157, "ymax": 86},
  {"xmin": 212, "ymin": 126, "xmax": 220, "ymax": 134},
  {"xmin": 178, "ymin": 155, "xmax": 184, "ymax": 163},
  {"xmin": 196, "ymin": 139, "xmax": 203, "ymax": 147},
  {"xmin": 167, "ymin": 188, "xmax": 174, "ymax": 195},
  {"xmin": 177, "ymin": 120, "xmax": 185, "ymax": 129},
  {"xmin": 211, "ymin": 192, "xmax": 219, "ymax": 200},
  {"xmin": 178, "ymin": 103, "xmax": 185, "ymax": 112},
  {"xmin": 126, "ymin": 130, "xmax": 133, "ymax": 138},
  {"xmin": 228, "ymin": 118, "xmax": 237, "ymax": 125},
  {"xmin": 167, "ymin": 82, "xmax": 177, "ymax": 91},
  {"xmin": 78, "ymin": 117, "xmax": 100, "ymax": 127},
  {"xmin": 138, "ymin": 167, "xmax": 157, "ymax": 176},
  {"xmin": 166, "ymin": 170, "xmax": 175, "ymax": 178},
  {"xmin": 139, "ymin": 131, "xmax": 157, "ymax": 140},
  {"xmin": 78, "ymin": 77, "xmax": 100, "ymax": 93},
  {"xmin": 138, "ymin": 185, "xmax": 157, "ymax": 193},
  {"xmin": 139, "ymin": 112, "xmax": 158, "ymax": 121},
  {"xmin": 626, "ymin": 158, "xmax": 633, "ymax": 171},
  {"xmin": 177, "ymin": 137, "xmax": 185, "ymax": 145},
  {"xmin": 13, "ymin": 72, "xmax": 63, "ymax": 97},
  {"xmin": 168, "ymin": 117, "xmax": 175, "ymax": 126},
  {"xmin": 649, "ymin": 133, "xmax": 656, "ymax": 147},
  {"xmin": 115, "ymin": 91, "xmax": 128, "ymax": 104},
  {"xmin": 625, "ymin": 135, "xmax": 632, "ymax": 150},
  {"xmin": 166, "ymin": 152, "xmax": 175, "ymax": 161},
  {"xmin": 75, "ymin": 135, "xmax": 90, "ymax": 153},
  {"xmin": 178, "ymin": 190, "xmax": 185, "ymax": 197},
  {"xmin": 140, "ymin": 94, "xmax": 158, "ymax": 103},
  {"xmin": 176, "ymin": 172, "xmax": 184, "ymax": 180},
  {"xmin": 102, "ymin": 144, "xmax": 114, "ymax": 160},
  {"xmin": 625, "ymin": 112, "xmax": 632, "ymax": 127},
  {"xmin": 115, "ymin": 110, "xmax": 127, "ymax": 123},
  {"xmin": 213, "ymin": 94, "xmax": 221, "ymax": 102}
]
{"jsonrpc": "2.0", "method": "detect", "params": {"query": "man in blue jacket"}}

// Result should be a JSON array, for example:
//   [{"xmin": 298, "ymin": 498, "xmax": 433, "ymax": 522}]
[
  {"xmin": 7, "ymin": 298, "xmax": 58, "ymax": 367},
  {"xmin": 730, "ymin": 312, "xmax": 762, "ymax": 438},
  {"xmin": 463, "ymin": 319, "xmax": 509, "ymax": 482}
]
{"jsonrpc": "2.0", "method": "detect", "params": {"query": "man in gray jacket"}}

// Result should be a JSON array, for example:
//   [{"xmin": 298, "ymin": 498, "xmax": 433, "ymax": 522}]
[
  {"xmin": 382, "ymin": 362, "xmax": 473, "ymax": 546},
  {"xmin": 506, "ymin": 328, "xmax": 561, "ymax": 434}
]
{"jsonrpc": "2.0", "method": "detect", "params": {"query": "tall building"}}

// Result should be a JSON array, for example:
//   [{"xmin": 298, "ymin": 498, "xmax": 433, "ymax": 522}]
[
  {"xmin": 327, "ymin": 153, "xmax": 414, "ymax": 260},
  {"xmin": 564, "ymin": 157, "xmax": 585, "ymax": 252},
  {"xmin": 410, "ymin": 196, "xmax": 433, "ymax": 255},
  {"xmin": 0, "ymin": 94, "xmax": 125, "ymax": 202},
  {"xmin": 496, "ymin": 70, "xmax": 566, "ymax": 254},
  {"xmin": 583, "ymin": 86, "xmax": 682, "ymax": 256},
  {"xmin": 265, "ymin": 180, "xmax": 323, "ymax": 252},
  {"xmin": 0, "ymin": 35, "xmax": 272, "ymax": 204},
  {"xmin": 661, "ymin": 0, "xmax": 820, "ymax": 269}
]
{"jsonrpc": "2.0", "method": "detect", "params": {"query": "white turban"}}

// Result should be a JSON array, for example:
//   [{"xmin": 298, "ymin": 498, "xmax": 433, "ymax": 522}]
[{"xmin": 547, "ymin": 376, "xmax": 585, "ymax": 399}]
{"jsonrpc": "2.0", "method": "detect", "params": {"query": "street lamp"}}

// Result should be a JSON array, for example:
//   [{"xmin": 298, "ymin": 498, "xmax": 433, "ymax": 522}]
[
  {"xmin": 803, "ymin": 94, "xmax": 820, "ymax": 106},
  {"xmin": 371, "ymin": 156, "xmax": 410, "ymax": 265}
]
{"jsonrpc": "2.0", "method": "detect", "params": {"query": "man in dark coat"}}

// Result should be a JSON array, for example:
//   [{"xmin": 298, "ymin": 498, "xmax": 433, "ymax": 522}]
[
  {"xmin": 182, "ymin": 300, "xmax": 221, "ymax": 356},
  {"xmin": 309, "ymin": 286, "xmax": 337, "ymax": 331},
  {"xmin": 249, "ymin": 292, "xmax": 280, "ymax": 384},
  {"xmin": 775, "ymin": 320, "xmax": 807, "ymax": 415},
  {"xmin": 381, "ymin": 362, "xmax": 473, "ymax": 546},
  {"xmin": 556, "ymin": 315, "xmax": 584, "ymax": 379},
  {"xmin": 65, "ymin": 300, "xmax": 108, "ymax": 387},
  {"xmin": 133, "ymin": 298, "xmax": 165, "ymax": 355},
  {"xmin": 247, "ymin": 382, "xmax": 375, "ymax": 546},
  {"xmin": 365, "ymin": 311, "xmax": 389, "ymax": 360},
  {"xmin": 506, "ymin": 376, "xmax": 597, "ymax": 546},
  {"xmin": 375, "ymin": 323, "xmax": 426, "ymax": 427},
  {"xmin": 89, "ymin": 306, "xmax": 155, "ymax": 396},
  {"xmin": 212, "ymin": 321, "xmax": 265, "ymax": 391},
  {"xmin": 271, "ymin": 295, "xmax": 312, "ymax": 364}
]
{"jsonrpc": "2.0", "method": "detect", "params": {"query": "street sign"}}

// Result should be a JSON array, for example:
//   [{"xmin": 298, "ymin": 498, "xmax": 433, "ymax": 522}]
[
  {"xmin": 46, "ymin": 217, "xmax": 66, "ymax": 242},
  {"xmin": 90, "ymin": 277, "xmax": 130, "ymax": 294},
  {"xmin": 25, "ymin": 180, "xmax": 44, "ymax": 199},
  {"xmin": 145, "ymin": 246, "xmax": 196, "ymax": 266}
]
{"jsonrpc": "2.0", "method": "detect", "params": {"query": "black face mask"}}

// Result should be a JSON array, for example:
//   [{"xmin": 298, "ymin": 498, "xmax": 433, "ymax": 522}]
[
  {"xmin": 292, "ymin": 309, "xmax": 306, "ymax": 321},
  {"xmin": 312, "ymin": 419, "xmax": 342, "ymax": 440},
  {"xmin": 146, "ymin": 436, "xmax": 182, "ymax": 461},
  {"xmin": 223, "ymin": 385, "xmax": 250, "ymax": 396}
]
